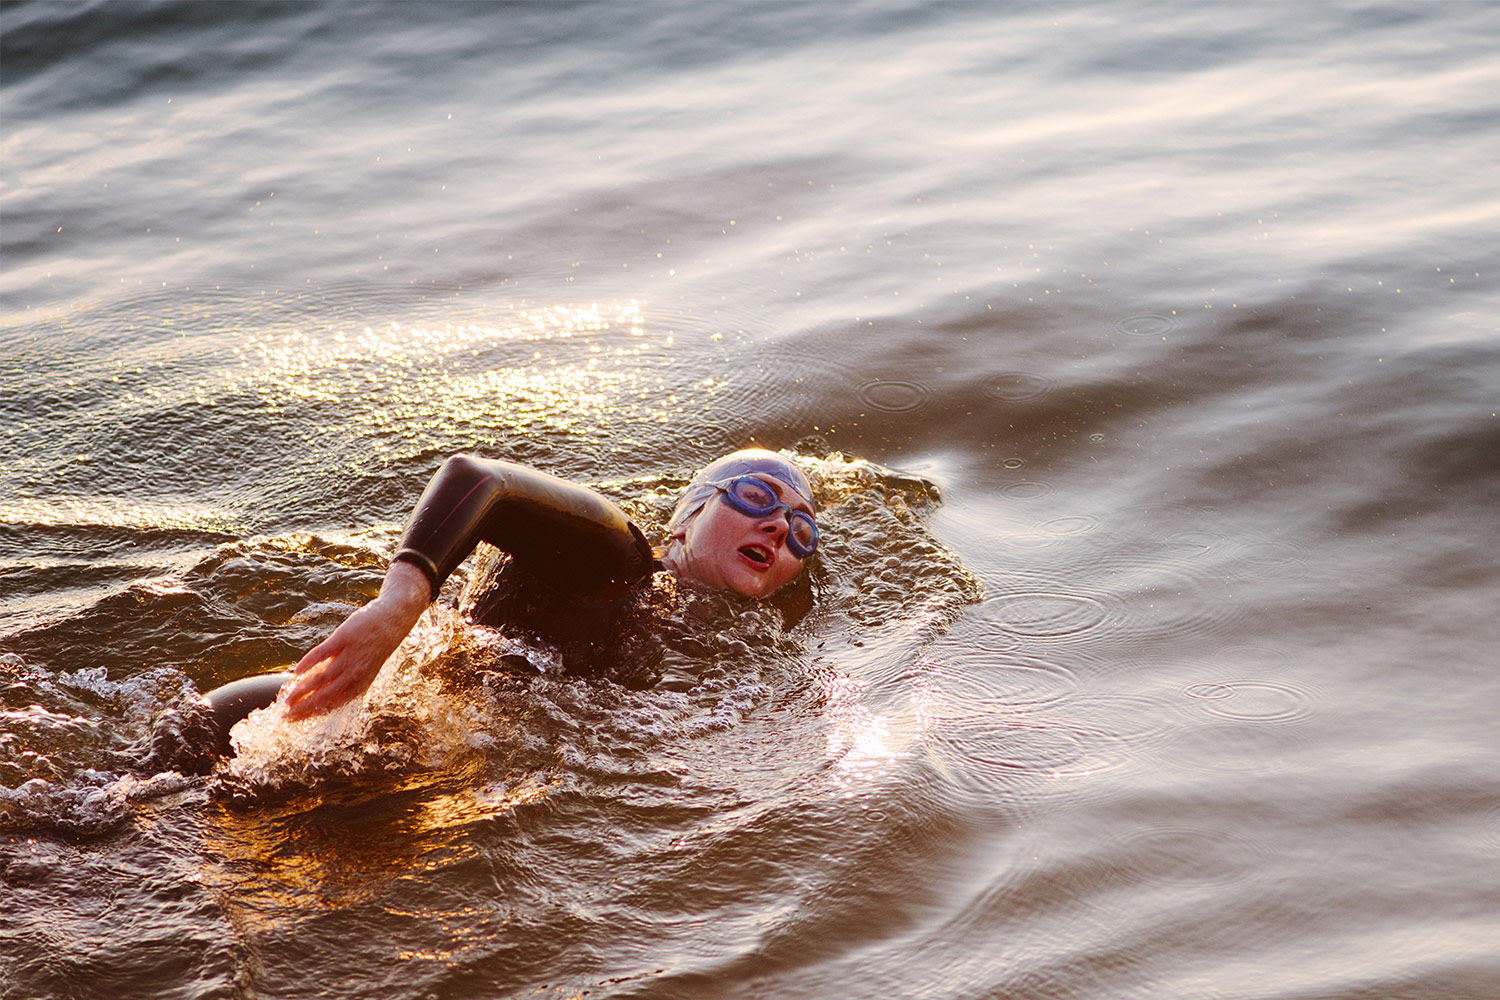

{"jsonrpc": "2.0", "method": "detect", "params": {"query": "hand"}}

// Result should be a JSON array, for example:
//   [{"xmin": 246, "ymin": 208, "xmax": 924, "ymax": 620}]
[{"xmin": 282, "ymin": 561, "xmax": 431, "ymax": 719}]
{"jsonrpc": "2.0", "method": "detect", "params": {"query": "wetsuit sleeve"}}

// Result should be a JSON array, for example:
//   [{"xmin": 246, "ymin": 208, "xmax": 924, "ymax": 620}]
[{"xmin": 390, "ymin": 454, "xmax": 654, "ymax": 602}]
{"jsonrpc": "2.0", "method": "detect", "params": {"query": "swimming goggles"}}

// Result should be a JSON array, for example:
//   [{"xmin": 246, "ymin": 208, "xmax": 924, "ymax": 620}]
[{"xmin": 713, "ymin": 476, "xmax": 819, "ymax": 558}]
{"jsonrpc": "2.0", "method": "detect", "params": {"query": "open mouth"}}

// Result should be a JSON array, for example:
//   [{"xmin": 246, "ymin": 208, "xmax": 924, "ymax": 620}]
[{"xmin": 738, "ymin": 544, "xmax": 772, "ymax": 567}]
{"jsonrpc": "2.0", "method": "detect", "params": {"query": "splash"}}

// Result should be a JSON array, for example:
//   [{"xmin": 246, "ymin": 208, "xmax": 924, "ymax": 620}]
[{"xmin": 2, "ymin": 444, "xmax": 982, "ymax": 831}]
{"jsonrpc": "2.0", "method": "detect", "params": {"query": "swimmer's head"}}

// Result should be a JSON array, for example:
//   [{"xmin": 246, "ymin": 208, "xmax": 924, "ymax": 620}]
[
  {"xmin": 667, "ymin": 449, "xmax": 815, "ymax": 534},
  {"xmin": 662, "ymin": 449, "xmax": 817, "ymax": 598}
]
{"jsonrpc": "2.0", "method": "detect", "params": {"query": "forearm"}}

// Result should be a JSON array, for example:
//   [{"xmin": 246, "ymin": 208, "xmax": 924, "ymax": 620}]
[{"xmin": 391, "ymin": 453, "xmax": 500, "ymax": 599}]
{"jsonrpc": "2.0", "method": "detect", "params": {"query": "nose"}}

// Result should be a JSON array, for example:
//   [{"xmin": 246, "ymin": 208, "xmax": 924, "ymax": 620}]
[{"xmin": 755, "ymin": 511, "xmax": 790, "ymax": 546}]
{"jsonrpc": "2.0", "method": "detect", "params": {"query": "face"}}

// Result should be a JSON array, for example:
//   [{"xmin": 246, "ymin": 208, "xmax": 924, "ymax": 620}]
[{"xmin": 664, "ymin": 474, "xmax": 812, "ymax": 597}]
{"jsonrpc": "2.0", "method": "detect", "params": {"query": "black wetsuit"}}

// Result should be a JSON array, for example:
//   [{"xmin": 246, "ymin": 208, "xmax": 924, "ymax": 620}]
[
  {"xmin": 392, "ymin": 454, "xmax": 655, "ymax": 609},
  {"xmin": 393, "ymin": 454, "xmax": 663, "ymax": 681}
]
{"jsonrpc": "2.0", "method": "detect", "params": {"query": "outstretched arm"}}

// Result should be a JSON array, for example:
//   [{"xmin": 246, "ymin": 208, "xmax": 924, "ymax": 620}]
[
  {"xmin": 282, "ymin": 559, "xmax": 430, "ymax": 719},
  {"xmin": 282, "ymin": 454, "xmax": 652, "ymax": 719}
]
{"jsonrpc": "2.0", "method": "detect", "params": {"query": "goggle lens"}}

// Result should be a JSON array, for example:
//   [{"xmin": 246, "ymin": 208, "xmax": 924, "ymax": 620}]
[{"xmin": 716, "ymin": 477, "xmax": 819, "ymax": 558}]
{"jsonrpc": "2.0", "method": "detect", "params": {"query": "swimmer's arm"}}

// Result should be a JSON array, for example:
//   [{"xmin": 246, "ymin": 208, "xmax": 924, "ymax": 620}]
[
  {"xmin": 282, "ymin": 559, "xmax": 430, "ymax": 719},
  {"xmin": 283, "ymin": 455, "xmax": 651, "ymax": 719},
  {"xmin": 390, "ymin": 453, "xmax": 653, "ymax": 600}
]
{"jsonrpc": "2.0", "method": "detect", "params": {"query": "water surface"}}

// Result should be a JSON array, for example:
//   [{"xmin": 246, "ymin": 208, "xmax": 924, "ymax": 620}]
[{"xmin": 3, "ymin": 2, "xmax": 1499, "ymax": 998}]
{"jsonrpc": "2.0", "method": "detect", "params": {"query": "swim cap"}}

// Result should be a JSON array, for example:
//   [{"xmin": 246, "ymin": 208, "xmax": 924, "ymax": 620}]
[{"xmin": 667, "ymin": 448, "xmax": 815, "ymax": 535}]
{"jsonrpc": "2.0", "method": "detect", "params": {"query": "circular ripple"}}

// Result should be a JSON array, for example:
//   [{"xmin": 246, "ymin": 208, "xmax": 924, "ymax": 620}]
[
  {"xmin": 986, "ymin": 592, "xmax": 1109, "ymax": 637},
  {"xmin": 1066, "ymin": 693, "xmax": 1179, "ymax": 746},
  {"xmin": 1006, "ymin": 514, "xmax": 1101, "ymax": 551},
  {"xmin": 939, "ymin": 625, "xmax": 1024, "ymax": 657},
  {"xmin": 1038, "ymin": 514, "xmax": 1101, "ymax": 536},
  {"xmin": 982, "ymin": 371, "xmax": 1055, "ymax": 402},
  {"xmin": 927, "ymin": 693, "xmax": 1178, "ymax": 812},
  {"xmin": 1114, "ymin": 313, "xmax": 1179, "ymax": 338},
  {"xmin": 929, "ymin": 655, "xmax": 1080, "ymax": 712},
  {"xmin": 1005, "ymin": 530, "xmax": 1065, "ymax": 550},
  {"xmin": 1162, "ymin": 528, "xmax": 1222, "ymax": 557},
  {"xmin": 1231, "ymin": 538, "xmax": 1311, "ymax": 576},
  {"xmin": 1112, "ymin": 567, "xmax": 1259, "ymax": 640},
  {"xmin": 1001, "ymin": 457, "xmax": 1026, "ymax": 470},
  {"xmin": 1187, "ymin": 680, "xmax": 1317, "ymax": 725},
  {"xmin": 1101, "ymin": 826, "xmax": 1267, "ymax": 888},
  {"xmin": 937, "ymin": 693, "xmax": 1173, "ymax": 787},
  {"xmin": 1000, "ymin": 481, "xmax": 1054, "ymax": 500},
  {"xmin": 938, "ymin": 720, "xmax": 1104, "ymax": 778},
  {"xmin": 856, "ymin": 378, "xmax": 935, "ymax": 414},
  {"xmin": 1185, "ymin": 681, "xmax": 1236, "ymax": 701},
  {"xmin": 1483, "ymin": 802, "xmax": 1500, "ymax": 851},
  {"xmin": 684, "ymin": 337, "xmax": 860, "ymax": 428}
]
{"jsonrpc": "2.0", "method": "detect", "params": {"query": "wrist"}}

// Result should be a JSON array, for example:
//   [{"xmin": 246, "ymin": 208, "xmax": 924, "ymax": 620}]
[{"xmin": 380, "ymin": 560, "xmax": 434, "ymax": 619}]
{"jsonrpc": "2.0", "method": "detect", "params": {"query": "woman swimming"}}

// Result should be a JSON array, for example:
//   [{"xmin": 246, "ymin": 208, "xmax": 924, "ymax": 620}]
[{"xmin": 195, "ymin": 449, "xmax": 818, "ymax": 748}]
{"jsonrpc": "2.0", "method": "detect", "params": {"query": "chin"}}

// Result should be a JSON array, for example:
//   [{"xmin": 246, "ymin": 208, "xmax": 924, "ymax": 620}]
[{"xmin": 728, "ymin": 569, "xmax": 795, "ymax": 598}]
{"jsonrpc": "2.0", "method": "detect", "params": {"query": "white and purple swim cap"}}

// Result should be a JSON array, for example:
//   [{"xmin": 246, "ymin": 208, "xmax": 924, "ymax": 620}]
[{"xmin": 667, "ymin": 448, "xmax": 815, "ymax": 535}]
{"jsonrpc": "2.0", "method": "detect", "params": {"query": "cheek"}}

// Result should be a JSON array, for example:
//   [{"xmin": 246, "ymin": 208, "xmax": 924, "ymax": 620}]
[
  {"xmin": 679, "ymin": 507, "xmax": 739, "ymax": 579},
  {"xmin": 687, "ymin": 503, "xmax": 738, "ymax": 550}
]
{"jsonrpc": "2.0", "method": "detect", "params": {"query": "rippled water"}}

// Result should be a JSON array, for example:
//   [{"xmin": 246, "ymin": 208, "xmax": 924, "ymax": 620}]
[{"xmin": 4, "ymin": 2, "xmax": 1499, "ymax": 998}]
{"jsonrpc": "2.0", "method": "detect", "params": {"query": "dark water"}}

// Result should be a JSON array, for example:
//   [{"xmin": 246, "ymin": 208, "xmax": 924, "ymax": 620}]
[{"xmin": 4, "ymin": 2, "xmax": 1499, "ymax": 997}]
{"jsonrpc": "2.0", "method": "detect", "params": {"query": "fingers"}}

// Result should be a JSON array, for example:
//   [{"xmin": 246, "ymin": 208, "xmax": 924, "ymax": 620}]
[
  {"xmin": 282, "ymin": 638, "xmax": 382, "ymax": 720},
  {"xmin": 283, "ymin": 651, "xmax": 335, "ymax": 718},
  {"xmin": 283, "ymin": 660, "xmax": 357, "ymax": 719},
  {"xmin": 283, "ymin": 598, "xmax": 419, "ymax": 720},
  {"xmin": 284, "ymin": 625, "xmax": 357, "ymax": 715},
  {"xmin": 284, "ymin": 677, "xmax": 345, "ymax": 719},
  {"xmin": 293, "ymin": 632, "xmax": 344, "ymax": 674},
  {"xmin": 281, "ymin": 672, "xmax": 323, "ymax": 719}
]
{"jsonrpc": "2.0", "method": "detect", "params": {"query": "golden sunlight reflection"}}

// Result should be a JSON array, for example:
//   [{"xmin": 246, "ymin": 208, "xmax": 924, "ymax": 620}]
[
  {"xmin": 822, "ymin": 670, "xmax": 904, "ymax": 789},
  {"xmin": 220, "ymin": 301, "xmax": 703, "ymax": 441},
  {"xmin": 0, "ymin": 497, "xmax": 237, "ymax": 534},
  {"xmin": 198, "ymin": 775, "xmax": 554, "ymax": 922}
]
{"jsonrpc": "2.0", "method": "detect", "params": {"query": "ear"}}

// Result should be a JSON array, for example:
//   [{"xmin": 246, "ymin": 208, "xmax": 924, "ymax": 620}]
[
  {"xmin": 657, "ymin": 535, "xmax": 687, "ymax": 577},
  {"xmin": 653, "ymin": 530, "xmax": 686, "ymax": 561}
]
